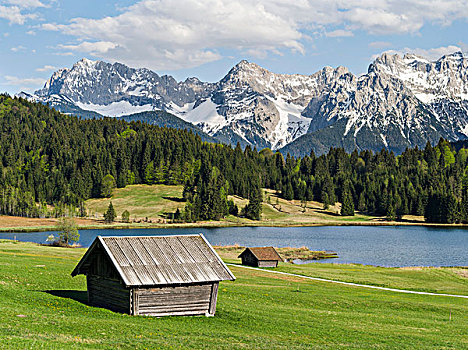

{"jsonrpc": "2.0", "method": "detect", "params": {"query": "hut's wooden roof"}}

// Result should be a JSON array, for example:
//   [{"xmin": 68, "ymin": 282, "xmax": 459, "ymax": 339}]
[
  {"xmin": 72, "ymin": 234, "xmax": 235, "ymax": 287},
  {"xmin": 238, "ymin": 247, "xmax": 282, "ymax": 261}
]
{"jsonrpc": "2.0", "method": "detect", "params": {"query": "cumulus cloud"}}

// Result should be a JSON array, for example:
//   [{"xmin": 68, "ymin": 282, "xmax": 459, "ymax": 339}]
[
  {"xmin": 43, "ymin": 0, "xmax": 304, "ymax": 70},
  {"xmin": 5, "ymin": 0, "xmax": 46, "ymax": 8},
  {"xmin": 374, "ymin": 45, "xmax": 463, "ymax": 61},
  {"xmin": 0, "ymin": 4, "xmax": 37, "ymax": 24},
  {"xmin": 58, "ymin": 41, "xmax": 117, "ymax": 55},
  {"xmin": 40, "ymin": 0, "xmax": 468, "ymax": 70}
]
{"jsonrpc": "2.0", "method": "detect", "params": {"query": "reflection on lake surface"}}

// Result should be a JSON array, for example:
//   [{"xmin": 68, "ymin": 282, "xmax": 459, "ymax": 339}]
[{"xmin": 1, "ymin": 225, "xmax": 467, "ymax": 267}]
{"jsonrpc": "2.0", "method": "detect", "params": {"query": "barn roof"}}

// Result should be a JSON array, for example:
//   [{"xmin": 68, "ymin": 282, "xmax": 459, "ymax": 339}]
[
  {"xmin": 71, "ymin": 234, "xmax": 235, "ymax": 287},
  {"xmin": 238, "ymin": 247, "xmax": 282, "ymax": 261}
]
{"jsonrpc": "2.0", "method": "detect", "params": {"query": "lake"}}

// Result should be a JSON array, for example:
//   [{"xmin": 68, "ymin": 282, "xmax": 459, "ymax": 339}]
[{"xmin": 1, "ymin": 225, "xmax": 467, "ymax": 267}]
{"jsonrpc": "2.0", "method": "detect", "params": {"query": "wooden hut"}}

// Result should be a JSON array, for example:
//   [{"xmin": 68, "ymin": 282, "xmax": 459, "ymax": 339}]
[
  {"xmin": 238, "ymin": 247, "xmax": 282, "ymax": 267},
  {"xmin": 71, "ymin": 234, "xmax": 235, "ymax": 317}
]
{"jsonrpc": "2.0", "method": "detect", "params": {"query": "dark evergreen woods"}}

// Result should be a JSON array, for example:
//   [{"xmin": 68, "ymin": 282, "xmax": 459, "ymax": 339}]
[
  {"xmin": 283, "ymin": 141, "xmax": 468, "ymax": 223},
  {"xmin": 1, "ymin": 95, "xmax": 467, "ymax": 224},
  {"xmin": 0, "ymin": 95, "xmax": 262, "ymax": 221}
]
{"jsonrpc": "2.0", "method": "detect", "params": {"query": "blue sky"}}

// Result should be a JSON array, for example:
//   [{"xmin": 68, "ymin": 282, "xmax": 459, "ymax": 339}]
[{"xmin": 1, "ymin": 0, "xmax": 467, "ymax": 94}]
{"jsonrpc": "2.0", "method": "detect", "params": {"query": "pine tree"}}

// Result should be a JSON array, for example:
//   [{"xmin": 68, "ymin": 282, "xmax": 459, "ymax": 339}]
[
  {"xmin": 357, "ymin": 192, "xmax": 366, "ymax": 212},
  {"xmin": 443, "ymin": 194, "xmax": 459, "ymax": 224},
  {"xmin": 283, "ymin": 181, "xmax": 294, "ymax": 200},
  {"xmin": 340, "ymin": 189, "xmax": 354, "ymax": 216},
  {"xmin": 104, "ymin": 201, "xmax": 116, "ymax": 223},
  {"xmin": 144, "ymin": 161, "xmax": 155, "ymax": 184},
  {"xmin": 322, "ymin": 192, "xmax": 329, "ymax": 210},
  {"xmin": 244, "ymin": 185, "xmax": 263, "ymax": 220},
  {"xmin": 386, "ymin": 203, "xmax": 396, "ymax": 221}
]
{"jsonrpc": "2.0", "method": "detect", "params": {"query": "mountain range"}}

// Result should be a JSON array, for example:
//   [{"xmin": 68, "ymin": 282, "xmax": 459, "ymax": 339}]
[{"xmin": 19, "ymin": 52, "xmax": 468, "ymax": 156}]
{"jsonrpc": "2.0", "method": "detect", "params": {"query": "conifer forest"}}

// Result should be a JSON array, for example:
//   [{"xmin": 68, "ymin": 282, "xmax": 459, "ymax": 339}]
[{"xmin": 1, "ymin": 95, "xmax": 467, "ymax": 223}]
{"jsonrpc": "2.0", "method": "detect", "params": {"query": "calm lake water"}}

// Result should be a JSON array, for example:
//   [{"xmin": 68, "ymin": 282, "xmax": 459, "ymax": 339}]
[{"xmin": 1, "ymin": 225, "xmax": 467, "ymax": 267}]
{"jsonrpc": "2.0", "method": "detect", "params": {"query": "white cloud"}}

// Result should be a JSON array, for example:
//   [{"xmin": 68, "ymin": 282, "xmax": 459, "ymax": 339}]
[
  {"xmin": 41, "ymin": 0, "xmax": 468, "ymax": 69},
  {"xmin": 0, "ymin": 4, "xmax": 37, "ymax": 24},
  {"xmin": 42, "ymin": 0, "xmax": 304, "ymax": 70},
  {"xmin": 59, "ymin": 41, "xmax": 117, "ymax": 55},
  {"xmin": 0, "ymin": 0, "xmax": 46, "ymax": 25},
  {"xmin": 5, "ymin": 0, "xmax": 46, "ymax": 8},
  {"xmin": 35, "ymin": 64, "xmax": 57, "ymax": 72},
  {"xmin": 326, "ymin": 29, "xmax": 354, "ymax": 38},
  {"xmin": 374, "ymin": 45, "xmax": 463, "ymax": 61},
  {"xmin": 10, "ymin": 45, "xmax": 26, "ymax": 52},
  {"xmin": 4, "ymin": 75, "xmax": 44, "ymax": 86}
]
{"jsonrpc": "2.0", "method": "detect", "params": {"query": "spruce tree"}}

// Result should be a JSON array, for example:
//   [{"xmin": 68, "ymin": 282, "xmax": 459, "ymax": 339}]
[
  {"xmin": 357, "ymin": 192, "xmax": 366, "ymax": 212},
  {"xmin": 104, "ymin": 202, "xmax": 117, "ymax": 223},
  {"xmin": 340, "ymin": 189, "xmax": 355, "ymax": 216},
  {"xmin": 322, "ymin": 192, "xmax": 329, "ymax": 210},
  {"xmin": 244, "ymin": 186, "xmax": 263, "ymax": 220},
  {"xmin": 386, "ymin": 203, "xmax": 396, "ymax": 221}
]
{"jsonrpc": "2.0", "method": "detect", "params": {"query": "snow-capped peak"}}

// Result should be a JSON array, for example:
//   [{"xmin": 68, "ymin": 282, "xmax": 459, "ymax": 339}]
[{"xmin": 25, "ymin": 53, "xmax": 468, "ymax": 154}]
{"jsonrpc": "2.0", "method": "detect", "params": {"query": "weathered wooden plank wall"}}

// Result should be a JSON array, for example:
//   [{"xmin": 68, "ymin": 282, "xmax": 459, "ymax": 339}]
[
  {"xmin": 87, "ymin": 275, "xmax": 130, "ymax": 314},
  {"xmin": 135, "ymin": 283, "xmax": 213, "ymax": 316}
]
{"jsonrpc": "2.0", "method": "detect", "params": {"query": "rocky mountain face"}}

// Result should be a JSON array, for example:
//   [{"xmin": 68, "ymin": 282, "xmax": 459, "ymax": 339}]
[
  {"xmin": 32, "ymin": 58, "xmax": 214, "ymax": 116},
  {"xmin": 23, "ymin": 52, "xmax": 468, "ymax": 155},
  {"xmin": 193, "ymin": 61, "xmax": 349, "ymax": 149},
  {"xmin": 281, "ymin": 52, "xmax": 468, "ymax": 156}
]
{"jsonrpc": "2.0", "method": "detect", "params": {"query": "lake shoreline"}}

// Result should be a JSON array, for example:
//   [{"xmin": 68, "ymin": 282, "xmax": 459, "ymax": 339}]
[
  {"xmin": 2, "ymin": 225, "xmax": 466, "ymax": 267},
  {"xmin": 1, "ymin": 216, "xmax": 468, "ymax": 233}
]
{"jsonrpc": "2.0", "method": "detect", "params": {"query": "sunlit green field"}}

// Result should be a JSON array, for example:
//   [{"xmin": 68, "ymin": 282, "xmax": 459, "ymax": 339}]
[
  {"xmin": 0, "ymin": 240, "xmax": 467, "ymax": 349},
  {"xmin": 84, "ymin": 184, "xmax": 384, "ymax": 226}
]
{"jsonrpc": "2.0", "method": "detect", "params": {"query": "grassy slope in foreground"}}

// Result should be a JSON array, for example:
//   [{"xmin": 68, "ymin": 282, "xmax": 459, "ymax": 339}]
[{"xmin": 0, "ymin": 241, "xmax": 467, "ymax": 349}]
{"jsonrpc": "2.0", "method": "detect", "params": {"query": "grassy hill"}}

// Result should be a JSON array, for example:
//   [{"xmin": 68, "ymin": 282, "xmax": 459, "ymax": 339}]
[
  {"xmin": 0, "ymin": 240, "xmax": 466, "ymax": 349},
  {"xmin": 0, "ymin": 184, "xmax": 431, "ymax": 232},
  {"xmin": 85, "ymin": 185, "xmax": 185, "ymax": 222},
  {"xmin": 85, "ymin": 184, "xmax": 398, "ymax": 226}
]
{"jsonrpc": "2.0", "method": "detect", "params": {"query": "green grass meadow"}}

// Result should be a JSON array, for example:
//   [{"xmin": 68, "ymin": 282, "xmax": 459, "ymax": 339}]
[
  {"xmin": 85, "ymin": 184, "xmax": 185, "ymax": 220},
  {"xmin": 84, "ymin": 184, "xmax": 383, "ymax": 226},
  {"xmin": 0, "ymin": 240, "xmax": 467, "ymax": 349}
]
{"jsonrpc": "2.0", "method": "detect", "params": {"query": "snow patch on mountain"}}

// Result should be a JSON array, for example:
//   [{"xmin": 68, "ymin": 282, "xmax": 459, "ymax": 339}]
[
  {"xmin": 180, "ymin": 99, "xmax": 226, "ymax": 133},
  {"xmin": 167, "ymin": 101, "xmax": 195, "ymax": 115},
  {"xmin": 75, "ymin": 101, "xmax": 154, "ymax": 117},
  {"xmin": 268, "ymin": 97, "xmax": 312, "ymax": 149},
  {"xmin": 23, "ymin": 52, "xmax": 468, "ymax": 153}
]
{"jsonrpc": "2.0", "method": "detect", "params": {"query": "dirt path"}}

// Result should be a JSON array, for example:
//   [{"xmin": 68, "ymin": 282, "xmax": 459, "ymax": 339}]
[{"xmin": 227, "ymin": 264, "xmax": 468, "ymax": 299}]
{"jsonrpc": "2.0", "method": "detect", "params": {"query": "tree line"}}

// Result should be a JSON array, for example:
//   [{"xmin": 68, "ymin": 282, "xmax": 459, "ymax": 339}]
[
  {"xmin": 0, "ymin": 94, "xmax": 467, "ymax": 224},
  {"xmin": 273, "ymin": 140, "xmax": 468, "ymax": 223}
]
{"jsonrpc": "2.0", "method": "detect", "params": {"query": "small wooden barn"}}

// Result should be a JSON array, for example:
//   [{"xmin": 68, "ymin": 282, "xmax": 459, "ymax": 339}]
[
  {"xmin": 238, "ymin": 247, "xmax": 282, "ymax": 267},
  {"xmin": 71, "ymin": 234, "xmax": 235, "ymax": 317}
]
